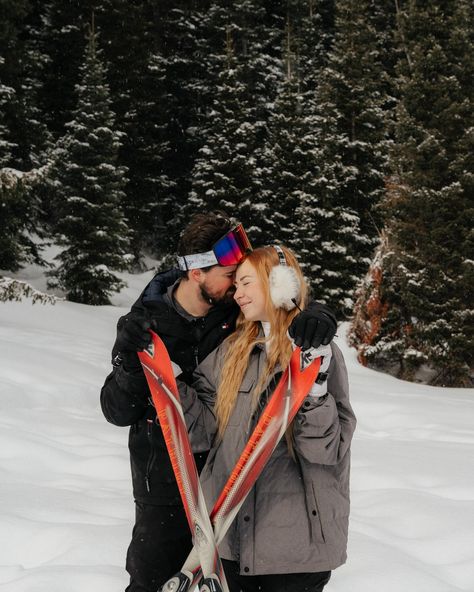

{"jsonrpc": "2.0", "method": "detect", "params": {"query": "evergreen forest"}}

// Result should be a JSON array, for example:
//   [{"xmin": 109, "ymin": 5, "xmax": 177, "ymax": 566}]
[{"xmin": 0, "ymin": 0, "xmax": 472, "ymax": 386}]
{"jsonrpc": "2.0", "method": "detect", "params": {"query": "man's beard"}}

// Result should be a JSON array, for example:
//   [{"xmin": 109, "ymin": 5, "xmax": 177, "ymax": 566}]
[{"xmin": 200, "ymin": 285, "xmax": 235, "ymax": 307}]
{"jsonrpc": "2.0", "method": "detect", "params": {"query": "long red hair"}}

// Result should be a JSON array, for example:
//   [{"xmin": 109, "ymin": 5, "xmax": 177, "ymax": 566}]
[{"xmin": 214, "ymin": 246, "xmax": 308, "ymax": 439}]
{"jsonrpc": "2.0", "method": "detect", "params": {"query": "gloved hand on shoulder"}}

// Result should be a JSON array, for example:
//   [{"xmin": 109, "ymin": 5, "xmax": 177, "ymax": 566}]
[
  {"xmin": 113, "ymin": 311, "xmax": 154, "ymax": 372},
  {"xmin": 288, "ymin": 302, "xmax": 337, "ymax": 350}
]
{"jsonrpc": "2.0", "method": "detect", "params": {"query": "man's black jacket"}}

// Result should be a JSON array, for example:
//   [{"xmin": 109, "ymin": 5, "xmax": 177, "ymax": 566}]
[{"xmin": 100, "ymin": 269, "xmax": 336, "ymax": 505}]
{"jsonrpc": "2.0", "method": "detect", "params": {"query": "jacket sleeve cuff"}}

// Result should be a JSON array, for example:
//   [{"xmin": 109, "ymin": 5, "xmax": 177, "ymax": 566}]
[{"xmin": 299, "ymin": 393, "xmax": 328, "ymax": 412}]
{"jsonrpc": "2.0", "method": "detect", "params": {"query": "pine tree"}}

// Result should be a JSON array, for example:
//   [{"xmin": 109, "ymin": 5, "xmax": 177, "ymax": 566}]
[
  {"xmin": 259, "ymin": 11, "xmax": 318, "ymax": 248},
  {"xmin": 349, "ymin": 224, "xmax": 409, "ymax": 373},
  {"xmin": 38, "ymin": 0, "xmax": 96, "ymax": 137},
  {"xmin": 152, "ymin": 3, "xmax": 239, "ymax": 250},
  {"xmin": 301, "ymin": 0, "xmax": 391, "ymax": 316},
  {"xmin": 5, "ymin": 0, "xmax": 53, "ymax": 169},
  {"xmin": 188, "ymin": 25, "xmax": 263, "ymax": 240},
  {"xmin": 0, "ymin": 170, "xmax": 41, "ymax": 271},
  {"xmin": 185, "ymin": 0, "xmax": 284, "ymax": 244},
  {"xmin": 93, "ymin": 0, "xmax": 168, "ymax": 261},
  {"xmin": 0, "ymin": 59, "xmax": 16, "ymax": 167},
  {"xmin": 231, "ymin": 0, "xmax": 284, "ymax": 139},
  {"xmin": 351, "ymin": 0, "xmax": 474, "ymax": 386},
  {"xmin": 293, "ymin": 103, "xmax": 367, "ymax": 314},
  {"xmin": 48, "ymin": 23, "xmax": 131, "ymax": 305},
  {"xmin": 287, "ymin": 0, "xmax": 336, "ymax": 89},
  {"xmin": 256, "ymin": 1, "xmax": 337, "ymax": 289},
  {"xmin": 0, "ymin": 1, "xmax": 47, "ymax": 275},
  {"xmin": 0, "ymin": 3, "xmax": 47, "ymax": 271},
  {"xmin": 119, "ymin": 49, "xmax": 177, "ymax": 261},
  {"xmin": 0, "ymin": 0, "xmax": 27, "ymax": 168},
  {"xmin": 140, "ymin": 5, "xmax": 211, "ymax": 256}
]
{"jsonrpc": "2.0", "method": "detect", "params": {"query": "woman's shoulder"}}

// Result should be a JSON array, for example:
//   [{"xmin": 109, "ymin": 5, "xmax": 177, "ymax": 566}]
[
  {"xmin": 327, "ymin": 340, "xmax": 349, "ymax": 397},
  {"xmin": 330, "ymin": 340, "xmax": 344, "ymax": 360}
]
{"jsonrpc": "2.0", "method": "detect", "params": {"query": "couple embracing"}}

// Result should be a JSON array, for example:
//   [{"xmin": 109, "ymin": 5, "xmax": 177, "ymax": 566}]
[{"xmin": 101, "ymin": 212, "xmax": 356, "ymax": 592}]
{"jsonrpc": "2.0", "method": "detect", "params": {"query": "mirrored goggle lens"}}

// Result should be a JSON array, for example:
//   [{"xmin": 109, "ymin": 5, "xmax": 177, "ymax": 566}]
[{"xmin": 213, "ymin": 224, "xmax": 252, "ymax": 266}]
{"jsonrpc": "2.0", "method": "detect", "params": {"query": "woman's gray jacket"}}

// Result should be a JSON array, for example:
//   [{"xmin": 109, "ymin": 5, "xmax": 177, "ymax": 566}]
[{"xmin": 178, "ymin": 339, "xmax": 356, "ymax": 576}]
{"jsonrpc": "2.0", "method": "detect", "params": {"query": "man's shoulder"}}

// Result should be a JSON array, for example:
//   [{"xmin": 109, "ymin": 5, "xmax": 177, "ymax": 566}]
[
  {"xmin": 140, "ymin": 268, "xmax": 182, "ymax": 306},
  {"xmin": 127, "ymin": 268, "xmax": 179, "ymax": 313}
]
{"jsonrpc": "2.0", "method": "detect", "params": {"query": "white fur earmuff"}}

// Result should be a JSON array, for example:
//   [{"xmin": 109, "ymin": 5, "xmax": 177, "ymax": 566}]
[{"xmin": 269, "ymin": 253, "xmax": 301, "ymax": 310}]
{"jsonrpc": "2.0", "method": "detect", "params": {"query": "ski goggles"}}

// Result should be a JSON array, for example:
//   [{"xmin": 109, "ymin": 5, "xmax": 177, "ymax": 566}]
[{"xmin": 177, "ymin": 224, "xmax": 252, "ymax": 271}]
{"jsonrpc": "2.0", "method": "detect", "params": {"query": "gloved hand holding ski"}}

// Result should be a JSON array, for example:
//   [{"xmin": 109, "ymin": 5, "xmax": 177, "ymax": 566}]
[{"xmin": 115, "ymin": 312, "xmax": 154, "ymax": 371}]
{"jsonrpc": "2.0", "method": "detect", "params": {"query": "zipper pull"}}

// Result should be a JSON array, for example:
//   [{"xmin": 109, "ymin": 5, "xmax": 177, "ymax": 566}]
[{"xmin": 194, "ymin": 345, "xmax": 199, "ymax": 367}]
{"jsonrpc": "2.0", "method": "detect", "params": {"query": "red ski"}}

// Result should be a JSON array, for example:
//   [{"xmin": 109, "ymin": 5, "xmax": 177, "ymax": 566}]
[
  {"xmin": 164, "ymin": 344, "xmax": 322, "ymax": 591},
  {"xmin": 138, "ymin": 331, "xmax": 229, "ymax": 592}
]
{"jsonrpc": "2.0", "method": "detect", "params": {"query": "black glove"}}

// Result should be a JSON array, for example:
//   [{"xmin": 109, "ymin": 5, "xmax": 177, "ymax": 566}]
[
  {"xmin": 113, "ymin": 312, "xmax": 153, "ymax": 371},
  {"xmin": 288, "ymin": 303, "xmax": 337, "ymax": 350}
]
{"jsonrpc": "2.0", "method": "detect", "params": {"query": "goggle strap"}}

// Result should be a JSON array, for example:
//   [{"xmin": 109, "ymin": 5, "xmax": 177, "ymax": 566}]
[{"xmin": 177, "ymin": 251, "xmax": 218, "ymax": 271}]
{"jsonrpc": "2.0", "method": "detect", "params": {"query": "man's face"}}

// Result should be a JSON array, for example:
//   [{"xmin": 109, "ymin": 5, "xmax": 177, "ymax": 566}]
[{"xmin": 199, "ymin": 265, "xmax": 237, "ymax": 305}]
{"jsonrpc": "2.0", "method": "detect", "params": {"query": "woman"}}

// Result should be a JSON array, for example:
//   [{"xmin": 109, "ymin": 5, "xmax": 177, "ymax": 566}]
[{"xmin": 179, "ymin": 246, "xmax": 356, "ymax": 592}]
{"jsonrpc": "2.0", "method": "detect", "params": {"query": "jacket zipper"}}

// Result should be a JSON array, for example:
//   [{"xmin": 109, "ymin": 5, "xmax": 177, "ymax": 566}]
[{"xmin": 193, "ymin": 345, "xmax": 199, "ymax": 368}]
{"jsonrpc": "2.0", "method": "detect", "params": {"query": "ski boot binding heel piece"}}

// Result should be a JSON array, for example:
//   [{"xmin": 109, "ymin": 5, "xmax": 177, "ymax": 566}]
[
  {"xmin": 200, "ymin": 576, "xmax": 223, "ymax": 592},
  {"xmin": 161, "ymin": 570, "xmax": 193, "ymax": 592}
]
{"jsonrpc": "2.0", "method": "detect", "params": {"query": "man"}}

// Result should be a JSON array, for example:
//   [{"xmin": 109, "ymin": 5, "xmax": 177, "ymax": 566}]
[{"xmin": 100, "ymin": 212, "xmax": 337, "ymax": 592}]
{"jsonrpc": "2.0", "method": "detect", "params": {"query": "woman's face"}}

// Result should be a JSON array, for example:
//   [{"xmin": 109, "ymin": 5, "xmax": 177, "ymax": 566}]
[{"xmin": 233, "ymin": 259, "xmax": 268, "ymax": 322}]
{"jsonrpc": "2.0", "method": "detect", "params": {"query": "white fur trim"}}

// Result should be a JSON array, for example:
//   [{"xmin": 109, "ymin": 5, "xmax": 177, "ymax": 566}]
[{"xmin": 269, "ymin": 265, "xmax": 300, "ymax": 310}]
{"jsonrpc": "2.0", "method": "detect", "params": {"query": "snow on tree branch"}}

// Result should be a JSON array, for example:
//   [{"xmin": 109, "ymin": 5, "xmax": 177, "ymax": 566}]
[{"xmin": 0, "ymin": 277, "xmax": 63, "ymax": 305}]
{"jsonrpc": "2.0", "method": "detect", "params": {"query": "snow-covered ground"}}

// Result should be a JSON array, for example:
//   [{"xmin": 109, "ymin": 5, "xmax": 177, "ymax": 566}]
[{"xmin": 1, "ymin": 266, "xmax": 473, "ymax": 592}]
